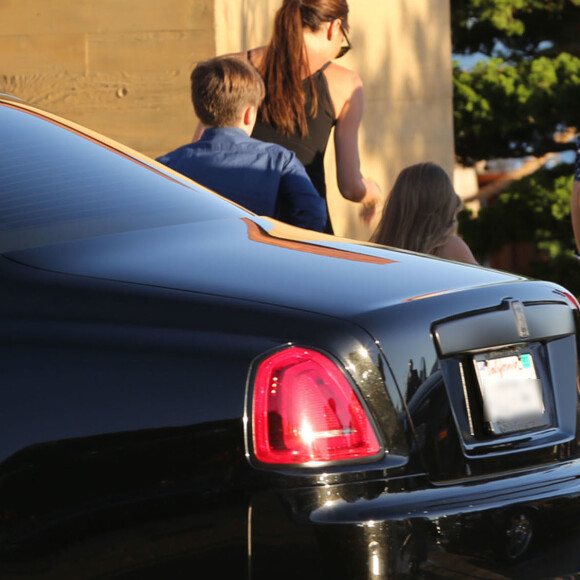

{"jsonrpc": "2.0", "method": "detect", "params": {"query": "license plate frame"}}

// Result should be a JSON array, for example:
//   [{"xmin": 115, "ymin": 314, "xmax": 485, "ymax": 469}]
[{"xmin": 473, "ymin": 350, "xmax": 547, "ymax": 435}]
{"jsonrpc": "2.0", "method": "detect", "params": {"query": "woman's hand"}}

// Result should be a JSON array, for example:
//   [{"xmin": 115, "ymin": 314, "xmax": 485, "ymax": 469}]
[{"xmin": 359, "ymin": 178, "xmax": 382, "ymax": 225}]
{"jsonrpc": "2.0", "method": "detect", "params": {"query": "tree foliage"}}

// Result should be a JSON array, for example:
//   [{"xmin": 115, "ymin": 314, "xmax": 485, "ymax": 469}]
[
  {"xmin": 452, "ymin": 0, "xmax": 580, "ymax": 295},
  {"xmin": 458, "ymin": 166, "xmax": 580, "ymax": 294},
  {"xmin": 452, "ymin": 0, "xmax": 580, "ymax": 165},
  {"xmin": 452, "ymin": 0, "xmax": 580, "ymax": 59},
  {"xmin": 459, "ymin": 166, "xmax": 574, "ymax": 257}
]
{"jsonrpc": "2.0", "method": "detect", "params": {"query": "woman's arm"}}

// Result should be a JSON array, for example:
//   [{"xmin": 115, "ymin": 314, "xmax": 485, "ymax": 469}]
[{"xmin": 328, "ymin": 67, "xmax": 382, "ymax": 215}]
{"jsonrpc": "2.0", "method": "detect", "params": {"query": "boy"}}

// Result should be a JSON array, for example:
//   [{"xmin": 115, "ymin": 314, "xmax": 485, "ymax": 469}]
[{"xmin": 157, "ymin": 56, "xmax": 326, "ymax": 232}]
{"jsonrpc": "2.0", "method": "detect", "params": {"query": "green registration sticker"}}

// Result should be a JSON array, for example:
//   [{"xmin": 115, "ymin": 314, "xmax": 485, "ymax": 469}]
[{"xmin": 521, "ymin": 353, "xmax": 533, "ymax": 368}]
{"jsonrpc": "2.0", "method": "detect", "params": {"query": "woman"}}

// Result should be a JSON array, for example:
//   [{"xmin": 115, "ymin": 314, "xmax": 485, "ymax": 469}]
[
  {"xmin": 370, "ymin": 162, "xmax": 478, "ymax": 264},
  {"xmin": 194, "ymin": 0, "xmax": 381, "ymax": 233}
]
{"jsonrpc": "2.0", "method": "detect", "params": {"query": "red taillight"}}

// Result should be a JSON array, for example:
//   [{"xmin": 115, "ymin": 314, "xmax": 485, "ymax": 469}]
[{"xmin": 252, "ymin": 347, "xmax": 380, "ymax": 464}]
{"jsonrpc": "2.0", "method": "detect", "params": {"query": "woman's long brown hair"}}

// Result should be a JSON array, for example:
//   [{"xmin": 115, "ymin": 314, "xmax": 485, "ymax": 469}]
[
  {"xmin": 370, "ymin": 162, "xmax": 462, "ymax": 256},
  {"xmin": 259, "ymin": 0, "xmax": 349, "ymax": 137}
]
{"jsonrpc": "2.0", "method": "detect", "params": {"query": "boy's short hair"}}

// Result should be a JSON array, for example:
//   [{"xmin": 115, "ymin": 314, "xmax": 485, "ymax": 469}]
[{"xmin": 191, "ymin": 56, "xmax": 266, "ymax": 128}]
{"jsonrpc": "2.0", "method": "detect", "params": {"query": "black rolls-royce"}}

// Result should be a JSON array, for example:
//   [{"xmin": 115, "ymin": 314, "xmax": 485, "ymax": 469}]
[{"xmin": 1, "ymin": 94, "xmax": 580, "ymax": 579}]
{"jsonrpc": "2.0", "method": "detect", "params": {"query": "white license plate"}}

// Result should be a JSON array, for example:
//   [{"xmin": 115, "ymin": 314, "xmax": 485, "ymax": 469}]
[{"xmin": 473, "ymin": 352, "xmax": 546, "ymax": 434}]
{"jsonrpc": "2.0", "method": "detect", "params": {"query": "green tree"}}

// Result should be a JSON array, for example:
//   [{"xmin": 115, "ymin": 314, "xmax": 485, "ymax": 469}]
[
  {"xmin": 452, "ymin": 0, "xmax": 580, "ymax": 165},
  {"xmin": 458, "ymin": 167, "xmax": 580, "ymax": 294},
  {"xmin": 454, "ymin": 54, "xmax": 580, "ymax": 164},
  {"xmin": 452, "ymin": 0, "xmax": 580, "ymax": 60},
  {"xmin": 459, "ymin": 166, "xmax": 573, "ymax": 257},
  {"xmin": 452, "ymin": 0, "xmax": 580, "ymax": 295}
]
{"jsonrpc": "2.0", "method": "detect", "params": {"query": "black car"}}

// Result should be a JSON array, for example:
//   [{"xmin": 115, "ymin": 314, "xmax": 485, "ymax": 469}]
[{"xmin": 1, "ymin": 94, "xmax": 580, "ymax": 579}]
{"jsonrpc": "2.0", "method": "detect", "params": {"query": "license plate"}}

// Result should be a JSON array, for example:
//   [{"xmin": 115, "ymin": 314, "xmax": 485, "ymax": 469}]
[{"xmin": 473, "ymin": 351, "xmax": 546, "ymax": 434}]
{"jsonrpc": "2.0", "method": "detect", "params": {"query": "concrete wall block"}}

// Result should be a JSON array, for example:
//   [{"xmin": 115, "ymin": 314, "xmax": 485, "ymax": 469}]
[
  {"xmin": 349, "ymin": 0, "xmax": 452, "ymax": 102},
  {"xmin": 0, "ymin": 0, "xmax": 214, "ymax": 36},
  {"xmin": 361, "ymin": 99, "xmax": 454, "ymax": 185},
  {"xmin": 2, "ymin": 72, "xmax": 185, "ymax": 110},
  {"xmin": 0, "ymin": 35, "xmax": 87, "ymax": 75},
  {"xmin": 0, "ymin": 70, "xmax": 194, "ymax": 158},
  {"xmin": 68, "ymin": 108, "xmax": 196, "ymax": 158},
  {"xmin": 88, "ymin": 30, "xmax": 215, "ymax": 73},
  {"xmin": 214, "ymin": 0, "xmax": 279, "ymax": 54},
  {"xmin": 0, "ymin": 73, "xmax": 86, "ymax": 108}
]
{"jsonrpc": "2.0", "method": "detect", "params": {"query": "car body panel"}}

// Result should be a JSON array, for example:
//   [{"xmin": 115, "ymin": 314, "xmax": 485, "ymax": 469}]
[
  {"xmin": 6, "ymin": 216, "xmax": 523, "ymax": 319},
  {"xmin": 2, "ymin": 95, "xmax": 580, "ymax": 579}
]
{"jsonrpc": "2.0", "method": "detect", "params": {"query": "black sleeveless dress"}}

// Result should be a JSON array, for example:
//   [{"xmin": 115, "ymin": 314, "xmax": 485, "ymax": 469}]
[{"xmin": 249, "ymin": 55, "xmax": 337, "ymax": 233}]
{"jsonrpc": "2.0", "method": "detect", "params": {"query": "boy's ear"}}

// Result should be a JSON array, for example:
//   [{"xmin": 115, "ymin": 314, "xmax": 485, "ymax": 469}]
[{"xmin": 242, "ymin": 104, "xmax": 258, "ymax": 129}]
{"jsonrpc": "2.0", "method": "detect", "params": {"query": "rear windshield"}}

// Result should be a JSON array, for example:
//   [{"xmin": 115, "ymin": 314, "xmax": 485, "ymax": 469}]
[{"xmin": 0, "ymin": 103, "xmax": 249, "ymax": 251}]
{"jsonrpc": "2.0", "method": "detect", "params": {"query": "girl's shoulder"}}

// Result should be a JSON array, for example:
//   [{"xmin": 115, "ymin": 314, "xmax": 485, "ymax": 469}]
[{"xmin": 436, "ymin": 235, "xmax": 478, "ymax": 265}]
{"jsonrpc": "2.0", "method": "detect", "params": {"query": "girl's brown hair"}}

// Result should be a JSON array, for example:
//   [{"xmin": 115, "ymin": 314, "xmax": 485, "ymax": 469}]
[
  {"xmin": 370, "ymin": 162, "xmax": 462, "ymax": 256},
  {"xmin": 259, "ymin": 0, "xmax": 349, "ymax": 137}
]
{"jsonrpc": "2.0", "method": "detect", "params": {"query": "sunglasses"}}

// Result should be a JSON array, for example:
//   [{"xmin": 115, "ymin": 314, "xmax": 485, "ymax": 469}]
[{"xmin": 336, "ymin": 24, "xmax": 352, "ymax": 59}]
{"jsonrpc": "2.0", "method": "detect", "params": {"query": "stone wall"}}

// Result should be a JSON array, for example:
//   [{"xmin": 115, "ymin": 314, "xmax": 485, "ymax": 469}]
[
  {"xmin": 0, "ymin": 0, "xmax": 215, "ymax": 157},
  {"xmin": 1, "ymin": 0, "xmax": 454, "ymax": 240}
]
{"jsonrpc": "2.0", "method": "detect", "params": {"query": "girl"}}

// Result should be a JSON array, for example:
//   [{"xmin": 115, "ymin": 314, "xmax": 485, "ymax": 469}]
[{"xmin": 371, "ymin": 162, "xmax": 478, "ymax": 264}]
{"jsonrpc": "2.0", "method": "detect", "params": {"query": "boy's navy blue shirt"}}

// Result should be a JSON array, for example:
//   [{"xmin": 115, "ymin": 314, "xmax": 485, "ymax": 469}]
[{"xmin": 156, "ymin": 127, "xmax": 327, "ymax": 232}]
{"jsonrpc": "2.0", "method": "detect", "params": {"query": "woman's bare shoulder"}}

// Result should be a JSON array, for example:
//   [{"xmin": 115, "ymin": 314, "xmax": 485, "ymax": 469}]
[
  {"xmin": 324, "ymin": 62, "xmax": 362, "ymax": 88},
  {"xmin": 436, "ymin": 235, "xmax": 478, "ymax": 265},
  {"xmin": 324, "ymin": 63, "xmax": 363, "ymax": 117},
  {"xmin": 227, "ymin": 46, "xmax": 266, "ymax": 66},
  {"xmin": 245, "ymin": 46, "xmax": 266, "ymax": 67}
]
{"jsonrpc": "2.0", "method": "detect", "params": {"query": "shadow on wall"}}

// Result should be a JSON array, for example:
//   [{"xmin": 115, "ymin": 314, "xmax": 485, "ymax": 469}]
[
  {"xmin": 217, "ymin": 0, "xmax": 280, "ymax": 55},
  {"xmin": 239, "ymin": 0, "xmax": 277, "ymax": 50}
]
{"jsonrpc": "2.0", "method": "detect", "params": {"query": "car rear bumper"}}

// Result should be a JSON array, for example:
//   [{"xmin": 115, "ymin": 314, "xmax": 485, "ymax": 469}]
[{"xmin": 250, "ymin": 460, "xmax": 580, "ymax": 579}]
